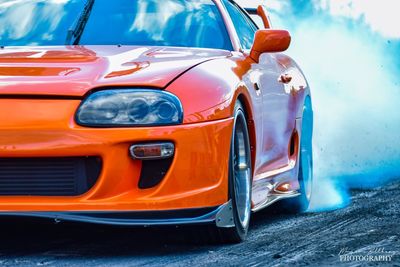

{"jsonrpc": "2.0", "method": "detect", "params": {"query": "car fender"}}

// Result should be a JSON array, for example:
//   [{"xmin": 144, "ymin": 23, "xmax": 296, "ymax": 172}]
[{"xmin": 165, "ymin": 57, "xmax": 256, "ymax": 124}]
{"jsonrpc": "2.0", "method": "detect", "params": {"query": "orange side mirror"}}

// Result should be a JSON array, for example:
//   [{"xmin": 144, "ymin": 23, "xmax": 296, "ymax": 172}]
[{"xmin": 250, "ymin": 30, "xmax": 291, "ymax": 62}]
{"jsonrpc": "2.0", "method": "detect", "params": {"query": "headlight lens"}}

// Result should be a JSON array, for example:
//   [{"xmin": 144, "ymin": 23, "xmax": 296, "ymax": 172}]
[{"xmin": 76, "ymin": 89, "xmax": 183, "ymax": 127}]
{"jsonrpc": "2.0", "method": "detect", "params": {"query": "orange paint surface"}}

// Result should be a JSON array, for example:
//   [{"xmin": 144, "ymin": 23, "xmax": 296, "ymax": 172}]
[{"xmin": 0, "ymin": 99, "xmax": 233, "ymax": 211}]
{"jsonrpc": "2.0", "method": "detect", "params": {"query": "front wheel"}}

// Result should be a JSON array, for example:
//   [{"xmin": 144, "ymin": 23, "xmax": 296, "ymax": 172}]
[{"xmin": 212, "ymin": 101, "xmax": 252, "ymax": 243}]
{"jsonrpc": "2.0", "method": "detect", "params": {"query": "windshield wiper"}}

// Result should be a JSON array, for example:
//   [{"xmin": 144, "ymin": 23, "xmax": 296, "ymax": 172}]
[{"xmin": 65, "ymin": 0, "xmax": 95, "ymax": 45}]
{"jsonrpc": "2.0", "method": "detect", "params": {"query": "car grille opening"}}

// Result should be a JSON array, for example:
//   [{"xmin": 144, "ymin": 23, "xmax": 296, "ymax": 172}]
[
  {"xmin": 138, "ymin": 158, "xmax": 173, "ymax": 189},
  {"xmin": 0, "ymin": 157, "xmax": 101, "ymax": 196}
]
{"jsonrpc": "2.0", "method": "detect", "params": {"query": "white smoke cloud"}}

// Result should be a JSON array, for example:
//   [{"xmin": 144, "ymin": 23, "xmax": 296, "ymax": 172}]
[
  {"xmin": 288, "ymin": 19, "xmax": 400, "ymax": 210},
  {"xmin": 238, "ymin": 0, "xmax": 400, "ymax": 38},
  {"xmin": 314, "ymin": 0, "xmax": 400, "ymax": 38},
  {"xmin": 238, "ymin": 0, "xmax": 400, "ymax": 211},
  {"xmin": 272, "ymin": 1, "xmax": 400, "ymax": 210}
]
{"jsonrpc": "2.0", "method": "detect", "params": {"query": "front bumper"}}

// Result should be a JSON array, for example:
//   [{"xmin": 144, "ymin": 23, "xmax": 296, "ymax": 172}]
[{"xmin": 0, "ymin": 99, "xmax": 233, "ymax": 212}]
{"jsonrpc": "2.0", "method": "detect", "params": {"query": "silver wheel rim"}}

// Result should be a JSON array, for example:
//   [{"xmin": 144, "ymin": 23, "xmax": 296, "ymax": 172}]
[{"xmin": 233, "ymin": 112, "xmax": 251, "ymax": 228}]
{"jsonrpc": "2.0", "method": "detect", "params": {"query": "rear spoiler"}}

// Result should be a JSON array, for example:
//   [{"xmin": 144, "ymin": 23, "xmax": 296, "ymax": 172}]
[
  {"xmin": 244, "ymin": 8, "xmax": 258, "ymax": 15},
  {"xmin": 244, "ymin": 6, "xmax": 271, "ymax": 29}
]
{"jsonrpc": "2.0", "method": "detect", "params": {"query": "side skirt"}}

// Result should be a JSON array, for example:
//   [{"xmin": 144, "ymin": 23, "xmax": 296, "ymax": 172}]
[
  {"xmin": 251, "ymin": 118, "xmax": 303, "ymax": 212},
  {"xmin": 252, "ymin": 190, "xmax": 300, "ymax": 212}
]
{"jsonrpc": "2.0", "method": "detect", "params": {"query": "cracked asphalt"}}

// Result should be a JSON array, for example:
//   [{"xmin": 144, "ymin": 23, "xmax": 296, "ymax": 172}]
[{"xmin": 0, "ymin": 182, "xmax": 399, "ymax": 266}]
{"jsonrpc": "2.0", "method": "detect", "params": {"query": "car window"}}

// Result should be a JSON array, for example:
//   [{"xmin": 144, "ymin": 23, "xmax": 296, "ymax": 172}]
[
  {"xmin": 0, "ymin": 0, "xmax": 85, "ymax": 46},
  {"xmin": 0, "ymin": 0, "xmax": 233, "ymax": 50},
  {"xmin": 222, "ymin": 0, "xmax": 257, "ymax": 50},
  {"xmin": 80, "ymin": 0, "xmax": 232, "ymax": 50}
]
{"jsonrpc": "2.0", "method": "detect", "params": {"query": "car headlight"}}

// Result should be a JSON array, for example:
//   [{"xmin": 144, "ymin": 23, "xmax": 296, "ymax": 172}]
[{"xmin": 76, "ymin": 89, "xmax": 183, "ymax": 127}]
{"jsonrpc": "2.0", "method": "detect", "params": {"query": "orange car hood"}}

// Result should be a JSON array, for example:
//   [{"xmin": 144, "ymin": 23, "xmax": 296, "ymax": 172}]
[{"xmin": 0, "ymin": 46, "xmax": 231, "ymax": 96}]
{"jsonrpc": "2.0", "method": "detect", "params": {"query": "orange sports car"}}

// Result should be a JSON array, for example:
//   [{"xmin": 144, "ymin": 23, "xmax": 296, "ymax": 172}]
[{"xmin": 0, "ymin": 0, "xmax": 313, "ymax": 243}]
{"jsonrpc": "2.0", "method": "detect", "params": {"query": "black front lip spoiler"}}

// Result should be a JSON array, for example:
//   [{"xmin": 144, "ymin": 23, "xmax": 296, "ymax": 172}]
[{"xmin": 0, "ymin": 206, "xmax": 224, "ymax": 226}]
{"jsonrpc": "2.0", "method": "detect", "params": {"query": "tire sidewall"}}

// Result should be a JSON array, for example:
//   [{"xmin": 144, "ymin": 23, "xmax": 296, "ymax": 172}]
[{"xmin": 228, "ymin": 102, "xmax": 252, "ymax": 240}]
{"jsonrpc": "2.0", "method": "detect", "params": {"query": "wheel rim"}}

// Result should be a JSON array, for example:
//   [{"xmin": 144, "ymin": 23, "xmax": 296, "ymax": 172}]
[
  {"xmin": 300, "ymin": 103, "xmax": 313, "ymax": 201},
  {"xmin": 233, "ymin": 112, "xmax": 251, "ymax": 228}
]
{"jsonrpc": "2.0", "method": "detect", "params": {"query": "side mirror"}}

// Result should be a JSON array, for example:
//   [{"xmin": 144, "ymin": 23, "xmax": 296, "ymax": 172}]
[{"xmin": 250, "ymin": 30, "xmax": 291, "ymax": 62}]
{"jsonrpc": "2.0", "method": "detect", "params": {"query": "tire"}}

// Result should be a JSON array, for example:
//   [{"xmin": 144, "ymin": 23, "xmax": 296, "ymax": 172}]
[
  {"xmin": 203, "ymin": 101, "xmax": 252, "ymax": 244},
  {"xmin": 280, "ymin": 97, "xmax": 314, "ymax": 213}
]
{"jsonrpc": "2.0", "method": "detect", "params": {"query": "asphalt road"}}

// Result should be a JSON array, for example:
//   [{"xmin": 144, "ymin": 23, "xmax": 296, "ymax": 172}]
[{"xmin": 0, "ymin": 182, "xmax": 399, "ymax": 267}]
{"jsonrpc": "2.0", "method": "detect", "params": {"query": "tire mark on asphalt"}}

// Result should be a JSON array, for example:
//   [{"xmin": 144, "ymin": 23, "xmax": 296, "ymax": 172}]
[
  {"xmin": 303, "ymin": 217, "xmax": 359, "ymax": 239},
  {"xmin": 245, "ymin": 217, "xmax": 360, "ymax": 266}
]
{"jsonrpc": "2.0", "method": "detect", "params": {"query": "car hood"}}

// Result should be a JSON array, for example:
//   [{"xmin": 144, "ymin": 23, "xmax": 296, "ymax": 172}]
[{"xmin": 0, "ymin": 46, "xmax": 231, "ymax": 96}]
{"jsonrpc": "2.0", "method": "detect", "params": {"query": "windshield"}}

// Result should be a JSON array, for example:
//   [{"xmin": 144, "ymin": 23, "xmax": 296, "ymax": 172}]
[{"xmin": 0, "ymin": 0, "xmax": 233, "ymax": 50}]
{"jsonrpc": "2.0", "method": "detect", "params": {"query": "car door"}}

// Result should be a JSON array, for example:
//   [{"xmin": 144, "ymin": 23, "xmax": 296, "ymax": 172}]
[{"xmin": 222, "ymin": 0, "xmax": 294, "ymax": 177}]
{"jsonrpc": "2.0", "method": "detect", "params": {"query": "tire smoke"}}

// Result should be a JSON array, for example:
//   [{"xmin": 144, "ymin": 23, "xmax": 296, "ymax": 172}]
[
  {"xmin": 263, "ymin": 0, "xmax": 400, "ymax": 211},
  {"xmin": 1, "ymin": 0, "xmax": 397, "ymax": 213}
]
